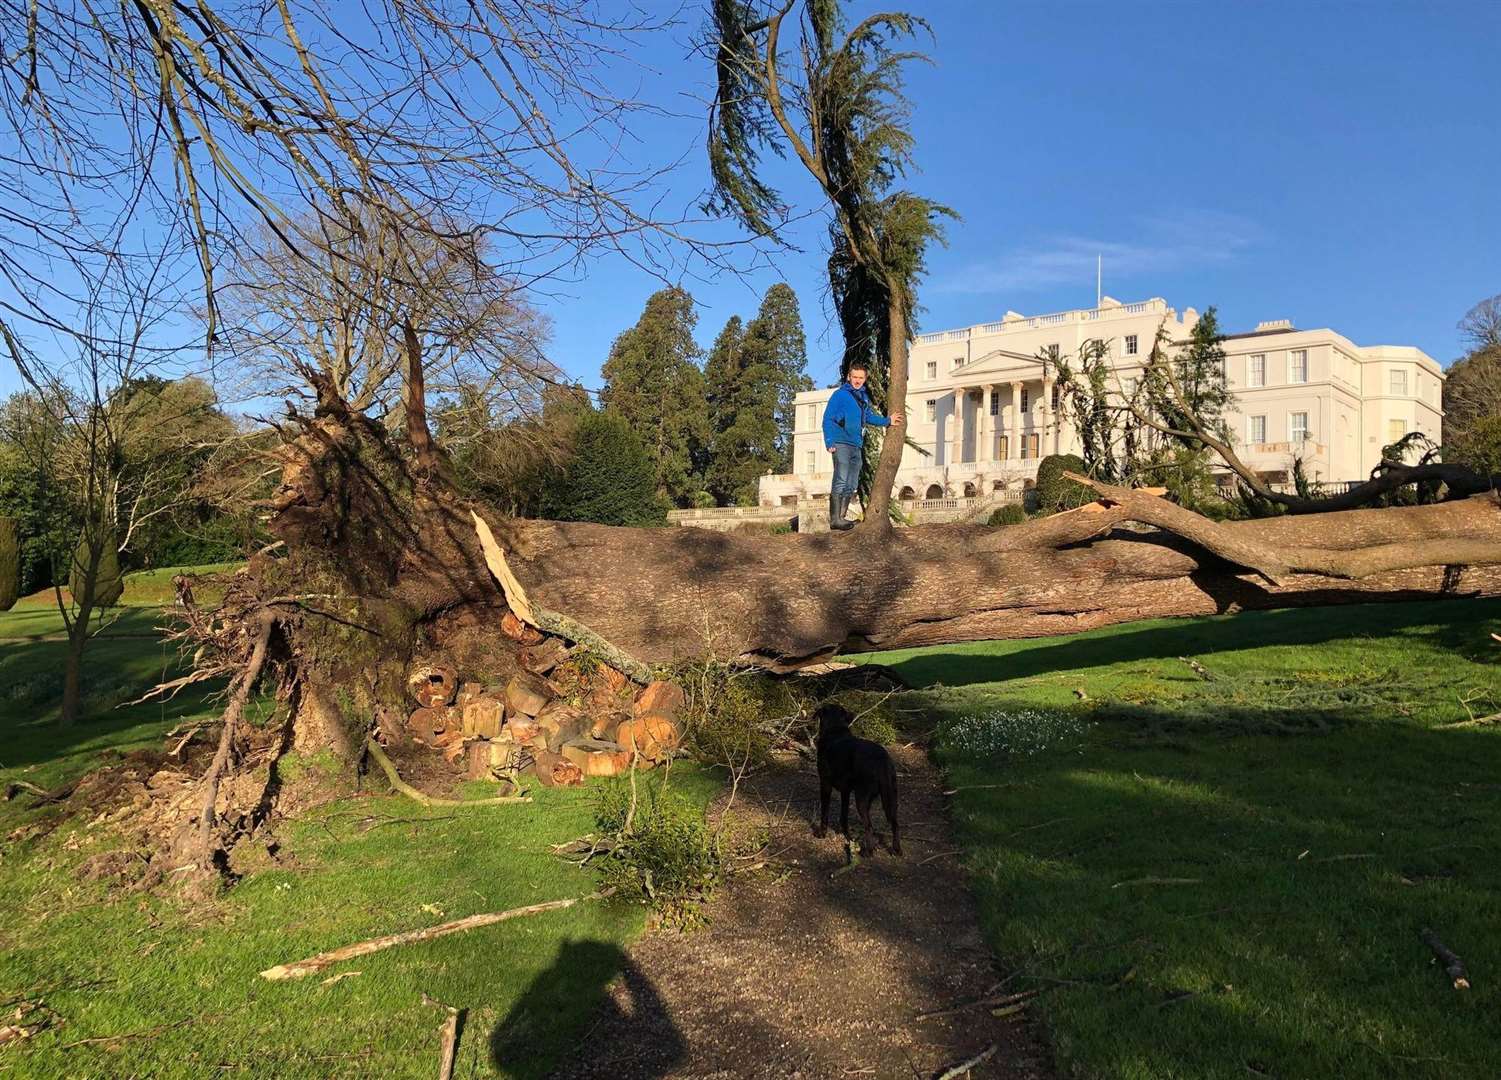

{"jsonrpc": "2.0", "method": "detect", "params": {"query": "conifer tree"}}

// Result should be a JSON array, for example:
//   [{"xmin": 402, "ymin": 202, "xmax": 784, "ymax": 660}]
[
  {"xmin": 540, "ymin": 411, "xmax": 668, "ymax": 526},
  {"xmin": 600, "ymin": 287, "xmax": 709, "ymax": 506}
]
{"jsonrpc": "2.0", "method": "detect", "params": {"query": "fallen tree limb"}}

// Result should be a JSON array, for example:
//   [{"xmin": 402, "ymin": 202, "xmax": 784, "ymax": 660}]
[
  {"xmin": 1420, "ymin": 928, "xmax": 1471, "ymax": 990},
  {"xmin": 422, "ymin": 993, "xmax": 463, "ymax": 1080},
  {"xmin": 2, "ymin": 778, "xmax": 80, "ymax": 804},
  {"xmin": 935, "ymin": 1043, "xmax": 998, "ymax": 1080},
  {"xmin": 260, "ymin": 891, "xmax": 612, "ymax": 980},
  {"xmin": 364, "ymin": 740, "xmax": 530, "ymax": 807}
]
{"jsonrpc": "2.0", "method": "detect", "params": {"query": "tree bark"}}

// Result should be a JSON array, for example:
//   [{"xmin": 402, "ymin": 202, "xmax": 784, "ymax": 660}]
[
  {"xmin": 494, "ymin": 492, "xmax": 1501, "ymax": 667},
  {"xmin": 859, "ymin": 288, "xmax": 910, "ymax": 534}
]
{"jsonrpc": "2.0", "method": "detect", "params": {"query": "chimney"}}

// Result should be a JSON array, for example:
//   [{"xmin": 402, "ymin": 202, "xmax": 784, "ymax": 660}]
[{"xmin": 1254, "ymin": 319, "xmax": 1294, "ymax": 333}]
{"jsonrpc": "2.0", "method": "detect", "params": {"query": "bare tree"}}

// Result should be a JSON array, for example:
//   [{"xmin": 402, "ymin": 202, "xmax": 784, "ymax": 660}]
[{"xmin": 1459, "ymin": 294, "xmax": 1501, "ymax": 352}]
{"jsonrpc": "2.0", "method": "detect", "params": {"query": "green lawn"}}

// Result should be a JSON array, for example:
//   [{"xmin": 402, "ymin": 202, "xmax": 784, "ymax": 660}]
[
  {"xmin": 0, "ymin": 571, "xmax": 720, "ymax": 1078},
  {"xmin": 865, "ymin": 599, "xmax": 1501, "ymax": 1079}
]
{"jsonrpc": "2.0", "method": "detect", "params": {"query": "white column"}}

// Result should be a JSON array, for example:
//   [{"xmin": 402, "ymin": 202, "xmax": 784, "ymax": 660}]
[
  {"xmin": 980, "ymin": 385, "xmax": 993, "ymax": 462},
  {"xmin": 950, "ymin": 386, "xmax": 964, "ymax": 467},
  {"xmin": 1008, "ymin": 381, "xmax": 1022, "ymax": 460}
]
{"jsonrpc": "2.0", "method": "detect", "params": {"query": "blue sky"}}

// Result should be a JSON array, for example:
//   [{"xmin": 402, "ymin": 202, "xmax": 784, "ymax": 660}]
[
  {"xmin": 2, "ymin": 1, "xmax": 1495, "ymax": 402},
  {"xmin": 536, "ymin": 0, "xmax": 1501, "ymax": 391}
]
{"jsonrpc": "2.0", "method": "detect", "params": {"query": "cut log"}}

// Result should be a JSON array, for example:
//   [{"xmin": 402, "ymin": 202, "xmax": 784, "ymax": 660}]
[
  {"xmin": 500, "ymin": 611, "xmax": 543, "ymax": 645},
  {"xmin": 461, "ymin": 697, "xmax": 504, "ymax": 739},
  {"xmin": 520, "ymin": 637, "xmax": 569, "ymax": 675},
  {"xmin": 504, "ymin": 673, "xmax": 551, "ymax": 717},
  {"xmin": 560, "ymin": 739, "xmax": 636, "ymax": 778},
  {"xmin": 466, "ymin": 738, "xmax": 521, "ymax": 780},
  {"xmin": 407, "ymin": 707, "xmax": 447, "ymax": 745},
  {"xmin": 534, "ymin": 701, "xmax": 585, "ymax": 751},
  {"xmin": 613, "ymin": 713, "xmax": 680, "ymax": 763},
  {"xmin": 407, "ymin": 664, "xmax": 458, "ymax": 708},
  {"xmin": 531, "ymin": 750, "xmax": 585, "ymax": 788},
  {"xmin": 505, "ymin": 714, "xmax": 543, "ymax": 746},
  {"xmin": 634, "ymin": 680, "xmax": 685, "ymax": 721}
]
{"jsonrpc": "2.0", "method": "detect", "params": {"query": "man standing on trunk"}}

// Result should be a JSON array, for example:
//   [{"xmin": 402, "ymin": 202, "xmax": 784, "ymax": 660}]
[{"xmin": 822, "ymin": 363, "xmax": 903, "ymax": 531}]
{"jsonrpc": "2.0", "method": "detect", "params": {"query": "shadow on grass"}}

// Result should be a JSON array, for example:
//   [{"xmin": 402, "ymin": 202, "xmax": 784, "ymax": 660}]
[
  {"xmin": 944, "ymin": 711, "xmax": 1501, "ymax": 1079},
  {"xmin": 876, "ymin": 597, "xmax": 1501, "ymax": 689},
  {"xmin": 491, "ymin": 939, "xmax": 683, "ymax": 1079}
]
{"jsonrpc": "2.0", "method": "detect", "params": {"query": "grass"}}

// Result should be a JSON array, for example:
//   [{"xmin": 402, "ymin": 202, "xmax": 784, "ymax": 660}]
[
  {"xmin": 0, "ymin": 568, "xmax": 722, "ymax": 1078},
  {"xmin": 864, "ymin": 598, "xmax": 1501, "ymax": 1080}
]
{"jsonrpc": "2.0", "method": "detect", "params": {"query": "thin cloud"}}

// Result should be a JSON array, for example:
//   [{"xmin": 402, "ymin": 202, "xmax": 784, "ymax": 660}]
[{"xmin": 932, "ymin": 210, "xmax": 1265, "ymax": 296}]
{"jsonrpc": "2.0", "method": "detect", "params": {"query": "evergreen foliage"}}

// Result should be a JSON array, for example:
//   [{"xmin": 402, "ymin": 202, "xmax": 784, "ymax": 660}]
[
  {"xmin": 1035, "ymin": 454, "xmax": 1093, "ymax": 513},
  {"xmin": 600, "ymin": 287, "xmax": 708, "ymax": 506},
  {"xmin": 1147, "ymin": 307, "xmax": 1232, "ymax": 445},
  {"xmin": 69, "ymin": 526, "xmax": 125, "ymax": 607},
  {"xmin": 703, "ymin": 284, "xmax": 812, "ymax": 505},
  {"xmin": 0, "ymin": 516, "xmax": 19, "ymax": 611},
  {"xmin": 987, "ymin": 504, "xmax": 1027, "ymax": 526},
  {"xmin": 540, "ymin": 411, "xmax": 668, "ymax": 526}
]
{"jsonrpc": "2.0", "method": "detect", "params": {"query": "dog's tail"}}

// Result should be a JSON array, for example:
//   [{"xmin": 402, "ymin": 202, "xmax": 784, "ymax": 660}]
[{"xmin": 880, "ymin": 756, "xmax": 901, "ymax": 856}]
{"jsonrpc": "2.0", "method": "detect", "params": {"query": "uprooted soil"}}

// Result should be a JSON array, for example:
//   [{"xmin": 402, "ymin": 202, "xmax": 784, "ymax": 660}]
[{"xmin": 550, "ymin": 745, "xmax": 1053, "ymax": 1079}]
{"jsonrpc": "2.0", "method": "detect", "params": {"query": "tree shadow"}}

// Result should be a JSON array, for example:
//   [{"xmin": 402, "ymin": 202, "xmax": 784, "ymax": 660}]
[
  {"xmin": 491, "ymin": 938, "xmax": 684, "ymax": 1080},
  {"xmin": 874, "ymin": 596, "xmax": 1501, "ymax": 688}
]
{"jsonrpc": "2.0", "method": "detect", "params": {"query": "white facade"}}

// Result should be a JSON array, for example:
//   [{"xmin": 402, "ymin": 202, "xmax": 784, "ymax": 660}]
[{"xmin": 761, "ymin": 296, "xmax": 1444, "ymax": 506}]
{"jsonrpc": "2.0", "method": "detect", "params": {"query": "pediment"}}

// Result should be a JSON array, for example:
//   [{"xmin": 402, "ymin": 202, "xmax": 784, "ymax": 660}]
[{"xmin": 951, "ymin": 347, "xmax": 1043, "ymax": 381}]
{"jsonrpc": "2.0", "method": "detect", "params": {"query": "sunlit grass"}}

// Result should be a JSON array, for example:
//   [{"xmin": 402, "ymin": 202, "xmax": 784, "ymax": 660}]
[{"xmin": 864, "ymin": 598, "xmax": 1501, "ymax": 1079}]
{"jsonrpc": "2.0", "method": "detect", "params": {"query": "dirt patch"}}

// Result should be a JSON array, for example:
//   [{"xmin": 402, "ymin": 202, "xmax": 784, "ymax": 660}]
[{"xmin": 548, "ymin": 745, "xmax": 1053, "ymax": 1079}]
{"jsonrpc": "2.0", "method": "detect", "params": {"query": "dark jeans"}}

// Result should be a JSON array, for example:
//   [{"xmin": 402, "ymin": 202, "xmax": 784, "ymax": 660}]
[{"xmin": 830, "ymin": 443, "xmax": 861, "ymax": 499}]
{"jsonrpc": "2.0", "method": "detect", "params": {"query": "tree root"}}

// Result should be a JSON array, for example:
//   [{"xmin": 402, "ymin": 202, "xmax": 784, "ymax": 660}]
[{"xmin": 364, "ymin": 739, "xmax": 531, "ymax": 807}]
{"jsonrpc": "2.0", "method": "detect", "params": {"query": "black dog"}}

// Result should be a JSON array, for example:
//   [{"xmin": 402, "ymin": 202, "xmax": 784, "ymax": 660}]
[{"xmin": 813, "ymin": 703, "xmax": 901, "ymax": 856}]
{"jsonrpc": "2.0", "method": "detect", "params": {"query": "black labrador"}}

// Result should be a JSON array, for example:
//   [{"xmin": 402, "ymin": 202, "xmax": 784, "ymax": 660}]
[{"xmin": 813, "ymin": 703, "xmax": 901, "ymax": 856}]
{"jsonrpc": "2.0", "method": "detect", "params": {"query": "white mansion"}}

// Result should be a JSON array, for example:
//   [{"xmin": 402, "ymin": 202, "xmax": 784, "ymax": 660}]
[{"xmin": 758, "ymin": 296, "xmax": 1445, "ymax": 507}]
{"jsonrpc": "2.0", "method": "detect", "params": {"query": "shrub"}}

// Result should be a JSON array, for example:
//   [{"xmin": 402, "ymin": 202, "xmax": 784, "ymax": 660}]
[
  {"xmin": 987, "ymin": 503, "xmax": 1027, "ymax": 526},
  {"xmin": 680, "ymin": 667, "xmax": 799, "ymax": 771},
  {"xmin": 540, "ymin": 411, "xmax": 669, "ymax": 526},
  {"xmin": 1034, "ymin": 454, "xmax": 1093, "ymax": 513},
  {"xmin": 0, "ymin": 516, "xmax": 18, "ymax": 611},
  {"xmin": 69, "ymin": 527, "xmax": 124, "ymax": 607},
  {"xmin": 690, "ymin": 490, "xmax": 717, "ymax": 509},
  {"xmin": 593, "ymin": 776, "xmax": 722, "ymax": 929}
]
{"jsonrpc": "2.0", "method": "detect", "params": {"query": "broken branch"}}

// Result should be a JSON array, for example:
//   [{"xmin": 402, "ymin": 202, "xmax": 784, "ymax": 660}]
[
  {"xmin": 1419, "ymin": 928, "xmax": 1471, "ymax": 990},
  {"xmin": 260, "ymin": 891, "xmax": 612, "ymax": 980},
  {"xmin": 365, "ymin": 739, "xmax": 530, "ymax": 807}
]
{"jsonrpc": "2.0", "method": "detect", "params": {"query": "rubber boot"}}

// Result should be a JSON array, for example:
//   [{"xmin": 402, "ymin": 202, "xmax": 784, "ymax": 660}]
[{"xmin": 829, "ymin": 494, "xmax": 854, "ymax": 531}]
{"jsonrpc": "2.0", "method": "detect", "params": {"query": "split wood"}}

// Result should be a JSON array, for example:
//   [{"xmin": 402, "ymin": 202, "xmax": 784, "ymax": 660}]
[
  {"xmin": 935, "ymin": 1042, "xmax": 998, "ymax": 1080},
  {"xmin": 260, "ymin": 891, "xmax": 611, "ymax": 980},
  {"xmin": 365, "ymin": 739, "xmax": 530, "ymax": 807},
  {"xmin": 1419, "ymin": 928, "xmax": 1471, "ymax": 990}
]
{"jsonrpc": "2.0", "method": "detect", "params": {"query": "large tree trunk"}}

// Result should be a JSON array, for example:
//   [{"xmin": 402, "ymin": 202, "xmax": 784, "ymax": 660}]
[{"xmin": 499, "ymin": 490, "xmax": 1501, "ymax": 667}]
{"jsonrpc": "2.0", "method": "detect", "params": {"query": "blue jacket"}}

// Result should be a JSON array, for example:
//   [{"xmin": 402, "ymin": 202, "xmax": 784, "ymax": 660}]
[{"xmin": 822, "ymin": 382, "xmax": 889, "ymax": 448}]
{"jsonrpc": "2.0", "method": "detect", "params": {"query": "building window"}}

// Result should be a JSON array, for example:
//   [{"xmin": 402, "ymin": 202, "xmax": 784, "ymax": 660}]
[
  {"xmin": 1289, "ymin": 350, "xmax": 1308, "ymax": 383},
  {"xmin": 1248, "ymin": 415, "xmax": 1267, "ymax": 444},
  {"xmin": 1020, "ymin": 387, "xmax": 1030, "ymax": 412},
  {"xmin": 924, "ymin": 398, "xmax": 936, "ymax": 422},
  {"xmin": 1387, "ymin": 418, "xmax": 1407, "ymax": 443},
  {"xmin": 805, "ymin": 404, "xmax": 817, "ymax": 428},
  {"xmin": 1390, "ymin": 369, "xmax": 1407, "ymax": 395},
  {"xmin": 951, "ymin": 355, "xmax": 963, "ymax": 370},
  {"xmin": 1124, "ymin": 334, "xmax": 1138, "ymax": 356},
  {"xmin": 1289, "ymin": 411, "xmax": 1310, "ymax": 442},
  {"xmin": 998, "ymin": 435, "xmax": 1009, "ymax": 459},
  {"xmin": 1248, "ymin": 354, "xmax": 1266, "ymax": 387},
  {"xmin": 926, "ymin": 360, "xmax": 937, "ymax": 380},
  {"xmin": 1028, "ymin": 433, "xmax": 1040, "ymax": 458},
  {"xmin": 1051, "ymin": 384, "xmax": 1060, "ymax": 410},
  {"xmin": 805, "ymin": 450, "xmax": 815, "ymax": 474},
  {"xmin": 988, "ymin": 393, "xmax": 1000, "ymax": 416}
]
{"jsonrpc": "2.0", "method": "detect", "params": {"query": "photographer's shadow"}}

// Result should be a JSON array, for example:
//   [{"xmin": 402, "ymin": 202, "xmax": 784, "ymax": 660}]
[{"xmin": 492, "ymin": 938, "xmax": 684, "ymax": 1079}]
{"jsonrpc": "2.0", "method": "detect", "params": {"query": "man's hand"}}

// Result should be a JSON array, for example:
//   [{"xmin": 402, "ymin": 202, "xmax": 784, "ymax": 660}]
[
  {"xmin": 890, "ymin": 410, "xmax": 905, "ymax": 424},
  {"xmin": 827, "ymin": 446, "xmax": 835, "ymax": 454}
]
